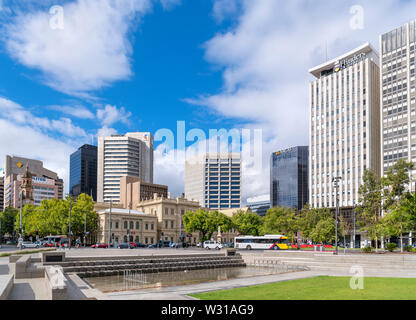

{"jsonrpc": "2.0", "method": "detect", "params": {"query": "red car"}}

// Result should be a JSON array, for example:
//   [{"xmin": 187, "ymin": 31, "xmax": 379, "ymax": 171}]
[
  {"xmin": 91, "ymin": 243, "xmax": 109, "ymax": 248},
  {"xmin": 43, "ymin": 243, "xmax": 56, "ymax": 248}
]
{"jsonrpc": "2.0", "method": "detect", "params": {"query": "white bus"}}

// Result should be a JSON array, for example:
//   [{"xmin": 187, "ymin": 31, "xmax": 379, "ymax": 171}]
[{"xmin": 234, "ymin": 235, "xmax": 289, "ymax": 250}]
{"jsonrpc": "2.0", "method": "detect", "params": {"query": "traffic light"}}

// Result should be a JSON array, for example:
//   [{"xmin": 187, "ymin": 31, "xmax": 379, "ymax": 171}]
[{"xmin": 36, "ymin": 230, "xmax": 39, "ymax": 236}]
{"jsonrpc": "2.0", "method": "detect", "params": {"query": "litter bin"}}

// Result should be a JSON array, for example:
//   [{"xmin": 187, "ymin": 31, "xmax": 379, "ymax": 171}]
[
  {"xmin": 320, "ymin": 246, "xmax": 325, "ymax": 252},
  {"xmin": 314, "ymin": 245, "xmax": 318, "ymax": 251}
]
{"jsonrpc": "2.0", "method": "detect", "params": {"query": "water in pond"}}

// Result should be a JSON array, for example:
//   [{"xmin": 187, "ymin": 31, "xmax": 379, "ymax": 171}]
[{"xmin": 84, "ymin": 267, "xmax": 290, "ymax": 293}]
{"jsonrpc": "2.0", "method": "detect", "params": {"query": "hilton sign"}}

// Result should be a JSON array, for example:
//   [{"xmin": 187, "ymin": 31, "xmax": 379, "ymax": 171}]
[
  {"xmin": 334, "ymin": 53, "xmax": 366, "ymax": 73},
  {"xmin": 320, "ymin": 52, "xmax": 367, "ymax": 77}
]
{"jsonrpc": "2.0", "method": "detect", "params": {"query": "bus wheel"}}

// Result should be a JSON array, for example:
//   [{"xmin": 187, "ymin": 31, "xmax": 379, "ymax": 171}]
[
  {"xmin": 246, "ymin": 245, "xmax": 252, "ymax": 250},
  {"xmin": 273, "ymin": 246, "xmax": 279, "ymax": 250}
]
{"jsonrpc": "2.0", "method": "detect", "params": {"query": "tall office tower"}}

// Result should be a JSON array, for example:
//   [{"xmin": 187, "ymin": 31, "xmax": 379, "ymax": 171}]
[
  {"xmin": 380, "ymin": 20, "xmax": 416, "ymax": 181},
  {"xmin": 97, "ymin": 132, "xmax": 154, "ymax": 203},
  {"xmin": 185, "ymin": 153, "xmax": 241, "ymax": 210},
  {"xmin": 309, "ymin": 43, "xmax": 381, "ymax": 211},
  {"xmin": 3, "ymin": 155, "xmax": 63, "ymax": 208},
  {"xmin": 270, "ymin": 147, "xmax": 309, "ymax": 210},
  {"xmin": 70, "ymin": 144, "xmax": 98, "ymax": 201},
  {"xmin": 0, "ymin": 176, "xmax": 4, "ymax": 212}
]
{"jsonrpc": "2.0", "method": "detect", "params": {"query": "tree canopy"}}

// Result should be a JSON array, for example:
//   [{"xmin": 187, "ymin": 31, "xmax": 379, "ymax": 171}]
[
  {"xmin": 14, "ymin": 194, "xmax": 98, "ymax": 237},
  {"xmin": 183, "ymin": 209, "xmax": 233, "ymax": 242},
  {"xmin": 231, "ymin": 210, "xmax": 263, "ymax": 236}
]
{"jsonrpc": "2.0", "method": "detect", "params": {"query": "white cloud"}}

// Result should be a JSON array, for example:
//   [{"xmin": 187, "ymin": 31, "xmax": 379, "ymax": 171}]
[
  {"xmin": 96, "ymin": 104, "xmax": 132, "ymax": 127},
  {"xmin": 212, "ymin": 0, "xmax": 239, "ymax": 23},
  {"xmin": 3, "ymin": 0, "xmax": 153, "ymax": 96},
  {"xmin": 160, "ymin": 0, "xmax": 181, "ymax": 11},
  {"xmin": 2, "ymin": 0, "xmax": 183, "ymax": 97},
  {"xmin": 0, "ymin": 97, "xmax": 86, "ymax": 138},
  {"xmin": 51, "ymin": 118, "xmax": 87, "ymax": 137},
  {"xmin": 97, "ymin": 126, "xmax": 118, "ymax": 137},
  {"xmin": 49, "ymin": 105, "xmax": 95, "ymax": 119},
  {"xmin": 154, "ymin": 143, "xmax": 185, "ymax": 198},
  {"xmin": 185, "ymin": 0, "xmax": 416, "ymax": 201},
  {"xmin": 0, "ymin": 118, "xmax": 76, "ymax": 194}
]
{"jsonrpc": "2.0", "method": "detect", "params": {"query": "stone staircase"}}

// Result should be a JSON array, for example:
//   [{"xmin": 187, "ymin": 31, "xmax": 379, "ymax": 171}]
[{"xmin": 44, "ymin": 254, "xmax": 246, "ymax": 278}]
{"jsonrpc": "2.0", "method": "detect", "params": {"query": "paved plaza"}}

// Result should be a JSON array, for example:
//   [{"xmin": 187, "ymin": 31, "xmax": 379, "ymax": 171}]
[{"xmin": 3, "ymin": 249, "xmax": 416, "ymax": 300}]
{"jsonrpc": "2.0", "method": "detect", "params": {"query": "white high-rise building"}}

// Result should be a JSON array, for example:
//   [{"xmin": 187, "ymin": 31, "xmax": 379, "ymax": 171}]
[
  {"xmin": 97, "ymin": 132, "xmax": 154, "ymax": 203},
  {"xmin": 309, "ymin": 43, "xmax": 381, "ymax": 210},
  {"xmin": 380, "ymin": 20, "xmax": 416, "ymax": 182},
  {"xmin": 185, "ymin": 153, "xmax": 241, "ymax": 210}
]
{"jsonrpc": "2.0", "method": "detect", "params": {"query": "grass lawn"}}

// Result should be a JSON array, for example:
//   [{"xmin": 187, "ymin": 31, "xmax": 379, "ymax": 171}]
[
  {"xmin": 0, "ymin": 248, "xmax": 56, "ymax": 257},
  {"xmin": 190, "ymin": 276, "xmax": 416, "ymax": 300}
]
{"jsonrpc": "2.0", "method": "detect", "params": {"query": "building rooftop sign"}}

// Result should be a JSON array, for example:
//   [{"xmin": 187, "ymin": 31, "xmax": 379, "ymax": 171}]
[{"xmin": 309, "ymin": 42, "xmax": 378, "ymax": 78}]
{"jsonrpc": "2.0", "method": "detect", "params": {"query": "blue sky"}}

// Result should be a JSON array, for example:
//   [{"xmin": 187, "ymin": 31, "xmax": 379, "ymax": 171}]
[{"xmin": 0, "ymin": 0, "xmax": 416, "ymax": 201}]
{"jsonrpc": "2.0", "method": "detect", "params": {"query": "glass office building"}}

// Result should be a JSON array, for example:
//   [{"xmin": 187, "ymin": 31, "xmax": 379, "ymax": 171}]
[
  {"xmin": 247, "ymin": 195, "xmax": 270, "ymax": 217},
  {"xmin": 70, "ymin": 144, "xmax": 98, "ymax": 201},
  {"xmin": 270, "ymin": 146, "xmax": 309, "ymax": 210}
]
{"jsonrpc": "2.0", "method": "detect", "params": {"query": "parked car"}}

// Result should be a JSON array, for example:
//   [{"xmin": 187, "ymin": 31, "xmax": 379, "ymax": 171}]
[
  {"xmin": 20, "ymin": 241, "xmax": 41, "ymax": 249},
  {"xmin": 148, "ymin": 240, "xmax": 171, "ymax": 249},
  {"xmin": 173, "ymin": 242, "xmax": 188, "ymax": 248},
  {"xmin": 91, "ymin": 243, "xmax": 109, "ymax": 249},
  {"xmin": 135, "ymin": 243, "xmax": 147, "ymax": 248},
  {"xmin": 6, "ymin": 240, "xmax": 17, "ymax": 245},
  {"xmin": 117, "ymin": 243, "xmax": 136, "ymax": 249},
  {"xmin": 43, "ymin": 242, "xmax": 56, "ymax": 248},
  {"xmin": 223, "ymin": 242, "xmax": 234, "ymax": 248},
  {"xmin": 203, "ymin": 241, "xmax": 223, "ymax": 250},
  {"xmin": 196, "ymin": 242, "xmax": 202, "ymax": 248}
]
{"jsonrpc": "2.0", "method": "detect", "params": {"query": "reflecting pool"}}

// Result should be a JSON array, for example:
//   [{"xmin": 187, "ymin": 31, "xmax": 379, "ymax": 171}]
[{"xmin": 84, "ymin": 266, "xmax": 291, "ymax": 293}]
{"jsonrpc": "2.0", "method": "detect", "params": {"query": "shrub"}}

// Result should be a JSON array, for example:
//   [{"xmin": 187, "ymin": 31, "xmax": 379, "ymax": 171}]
[
  {"xmin": 412, "ymin": 247, "xmax": 416, "ymax": 253},
  {"xmin": 404, "ymin": 245, "xmax": 412, "ymax": 252},
  {"xmin": 386, "ymin": 243, "xmax": 397, "ymax": 252},
  {"xmin": 362, "ymin": 246, "xmax": 373, "ymax": 253}
]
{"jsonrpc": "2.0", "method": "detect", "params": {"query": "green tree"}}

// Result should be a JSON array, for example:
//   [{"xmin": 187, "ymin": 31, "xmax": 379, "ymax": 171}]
[
  {"xmin": 0, "ymin": 207, "xmax": 18, "ymax": 239},
  {"xmin": 298, "ymin": 205, "xmax": 332, "ymax": 241},
  {"xmin": 383, "ymin": 193, "xmax": 416, "ymax": 252},
  {"xmin": 263, "ymin": 206, "xmax": 298, "ymax": 243},
  {"xmin": 14, "ymin": 194, "xmax": 98, "ymax": 239},
  {"xmin": 383, "ymin": 159, "xmax": 414, "ymax": 209},
  {"xmin": 232, "ymin": 210, "xmax": 263, "ymax": 236},
  {"xmin": 310, "ymin": 217, "xmax": 336, "ymax": 244},
  {"xmin": 382, "ymin": 160, "xmax": 415, "ymax": 252},
  {"xmin": 356, "ymin": 169, "xmax": 384, "ymax": 252},
  {"xmin": 183, "ymin": 209, "xmax": 233, "ymax": 242},
  {"xmin": 14, "ymin": 204, "xmax": 37, "ymax": 237},
  {"xmin": 68, "ymin": 194, "xmax": 99, "ymax": 236}
]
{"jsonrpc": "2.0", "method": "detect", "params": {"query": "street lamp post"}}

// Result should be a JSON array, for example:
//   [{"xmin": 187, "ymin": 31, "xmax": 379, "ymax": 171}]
[
  {"xmin": 128, "ymin": 202, "xmax": 132, "ymax": 247},
  {"xmin": 68, "ymin": 195, "xmax": 72, "ymax": 250},
  {"xmin": 84, "ymin": 211, "xmax": 87, "ymax": 248},
  {"xmin": 19, "ymin": 191, "xmax": 23, "ymax": 247},
  {"xmin": 333, "ymin": 177, "xmax": 342, "ymax": 256},
  {"xmin": 108, "ymin": 200, "xmax": 112, "ymax": 248}
]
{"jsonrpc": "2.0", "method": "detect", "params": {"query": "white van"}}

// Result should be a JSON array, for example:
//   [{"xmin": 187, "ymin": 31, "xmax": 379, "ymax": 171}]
[{"xmin": 203, "ymin": 241, "xmax": 223, "ymax": 250}]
